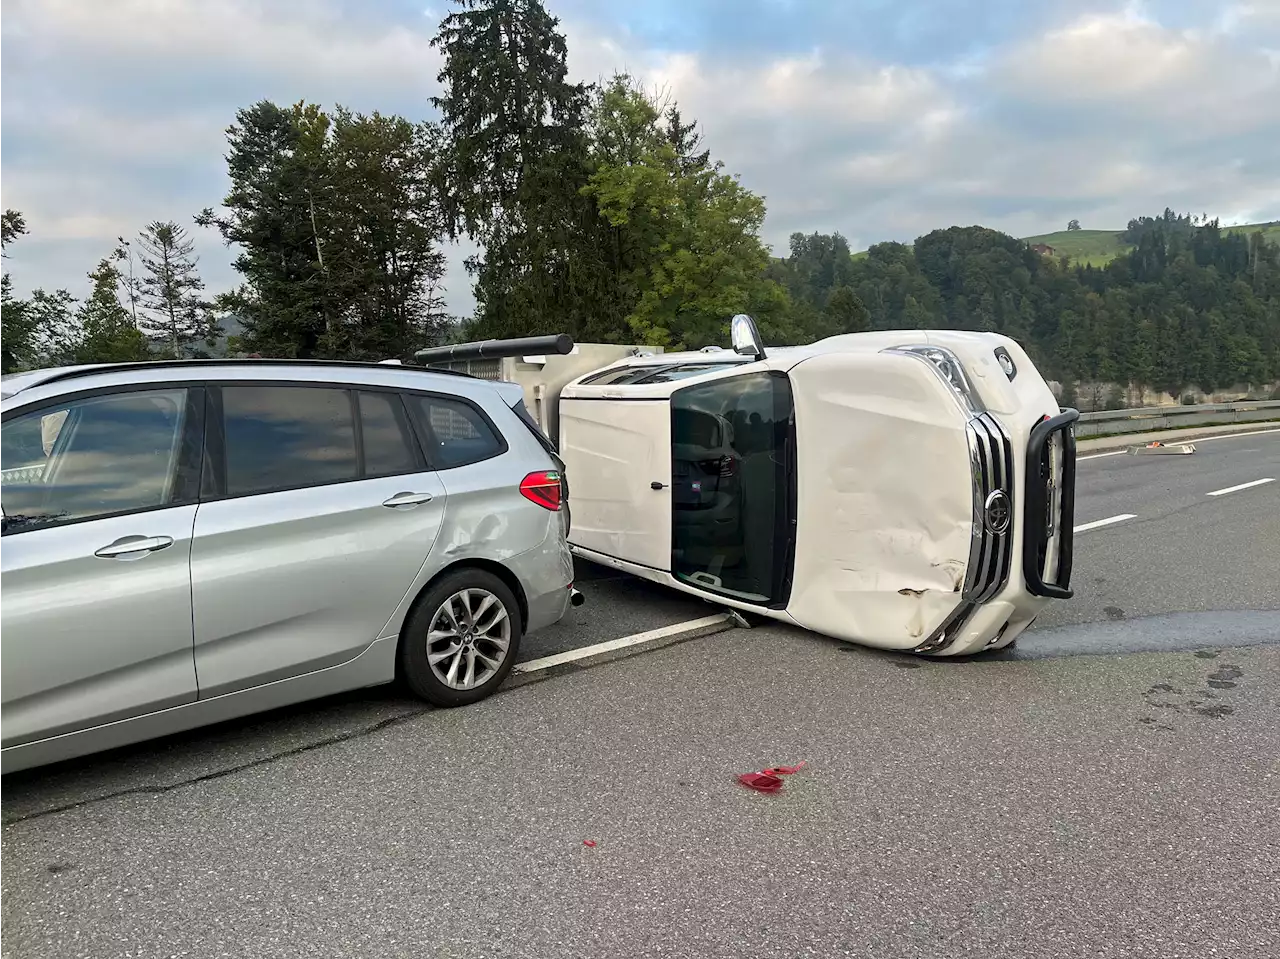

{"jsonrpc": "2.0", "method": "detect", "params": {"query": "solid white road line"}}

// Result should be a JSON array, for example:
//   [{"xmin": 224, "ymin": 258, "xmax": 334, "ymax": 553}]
[
  {"xmin": 1073, "ymin": 513, "xmax": 1137, "ymax": 533},
  {"xmin": 1206, "ymin": 477, "xmax": 1275, "ymax": 497},
  {"xmin": 514, "ymin": 613, "xmax": 735, "ymax": 673},
  {"xmin": 1078, "ymin": 450, "xmax": 1127, "ymax": 461}
]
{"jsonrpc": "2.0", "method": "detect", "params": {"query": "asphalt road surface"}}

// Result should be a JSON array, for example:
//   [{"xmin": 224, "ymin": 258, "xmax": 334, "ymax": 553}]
[
  {"xmin": 2, "ymin": 429, "xmax": 1277, "ymax": 958},
  {"xmin": 4, "ymin": 632, "xmax": 1277, "ymax": 958},
  {"xmin": 1027, "ymin": 429, "xmax": 1280, "ymax": 649}
]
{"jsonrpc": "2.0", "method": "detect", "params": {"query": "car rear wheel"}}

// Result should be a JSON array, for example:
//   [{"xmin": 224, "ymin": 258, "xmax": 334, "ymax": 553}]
[{"xmin": 400, "ymin": 569, "xmax": 523, "ymax": 707}]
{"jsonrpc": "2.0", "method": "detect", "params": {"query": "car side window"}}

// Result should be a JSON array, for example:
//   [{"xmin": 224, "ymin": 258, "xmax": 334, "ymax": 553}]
[
  {"xmin": 222, "ymin": 386, "xmax": 358, "ymax": 496},
  {"xmin": 358, "ymin": 391, "xmax": 420, "ymax": 477},
  {"xmin": 1, "ymin": 388, "xmax": 190, "ymax": 535},
  {"xmin": 406, "ymin": 394, "xmax": 504, "ymax": 470}
]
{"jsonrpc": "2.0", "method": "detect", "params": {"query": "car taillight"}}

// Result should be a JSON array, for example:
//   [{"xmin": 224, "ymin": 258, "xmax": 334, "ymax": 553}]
[{"xmin": 520, "ymin": 471, "xmax": 563, "ymax": 511}]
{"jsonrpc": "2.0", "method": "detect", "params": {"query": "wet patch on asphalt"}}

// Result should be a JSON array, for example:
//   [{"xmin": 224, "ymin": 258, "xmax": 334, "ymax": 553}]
[
  {"xmin": 1003, "ymin": 610, "xmax": 1280, "ymax": 660},
  {"xmin": 1137, "ymin": 659, "xmax": 1247, "ymax": 731}
]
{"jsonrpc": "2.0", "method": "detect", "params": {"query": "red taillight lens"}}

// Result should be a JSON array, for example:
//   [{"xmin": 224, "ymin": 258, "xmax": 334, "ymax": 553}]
[{"xmin": 520, "ymin": 470, "xmax": 563, "ymax": 510}]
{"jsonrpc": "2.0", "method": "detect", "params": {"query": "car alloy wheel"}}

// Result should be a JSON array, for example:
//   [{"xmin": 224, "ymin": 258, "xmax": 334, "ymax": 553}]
[{"xmin": 426, "ymin": 587, "xmax": 512, "ymax": 690}]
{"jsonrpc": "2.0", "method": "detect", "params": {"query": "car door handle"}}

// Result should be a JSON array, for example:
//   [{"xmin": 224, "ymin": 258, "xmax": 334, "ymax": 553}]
[
  {"xmin": 651, "ymin": 481, "xmax": 669, "ymax": 490},
  {"xmin": 94, "ymin": 535, "xmax": 174, "ymax": 559},
  {"xmin": 382, "ymin": 491, "xmax": 435, "ymax": 509}
]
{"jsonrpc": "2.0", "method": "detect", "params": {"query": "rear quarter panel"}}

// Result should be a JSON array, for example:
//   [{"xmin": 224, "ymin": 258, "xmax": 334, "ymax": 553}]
[
  {"xmin": 786, "ymin": 351, "xmax": 974, "ymax": 649},
  {"xmin": 394, "ymin": 398, "xmax": 571, "ymax": 635}
]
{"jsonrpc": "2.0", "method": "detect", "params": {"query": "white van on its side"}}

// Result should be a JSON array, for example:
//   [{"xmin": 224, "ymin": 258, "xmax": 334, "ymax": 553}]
[{"xmin": 555, "ymin": 319, "xmax": 1077, "ymax": 656}]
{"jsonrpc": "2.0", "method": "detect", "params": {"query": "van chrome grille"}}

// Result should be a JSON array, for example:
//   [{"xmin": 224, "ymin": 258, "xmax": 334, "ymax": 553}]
[
  {"xmin": 914, "ymin": 412, "xmax": 1015, "ymax": 654},
  {"xmin": 962, "ymin": 413, "xmax": 1014, "ymax": 603}
]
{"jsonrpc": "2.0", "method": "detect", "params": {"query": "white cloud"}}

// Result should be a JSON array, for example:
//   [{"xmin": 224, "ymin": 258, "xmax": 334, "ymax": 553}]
[
  {"xmin": 6, "ymin": 0, "xmax": 441, "ymax": 94},
  {"xmin": 1, "ymin": 0, "xmax": 445, "ymax": 305}
]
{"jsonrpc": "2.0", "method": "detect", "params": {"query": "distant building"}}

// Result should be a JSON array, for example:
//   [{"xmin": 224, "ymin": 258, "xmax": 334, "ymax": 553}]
[{"xmin": 1031, "ymin": 243, "xmax": 1056, "ymax": 256}]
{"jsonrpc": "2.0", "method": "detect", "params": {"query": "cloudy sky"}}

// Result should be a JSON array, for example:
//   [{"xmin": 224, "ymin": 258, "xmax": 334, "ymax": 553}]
[{"xmin": 3, "ymin": 0, "xmax": 1278, "ymax": 317}]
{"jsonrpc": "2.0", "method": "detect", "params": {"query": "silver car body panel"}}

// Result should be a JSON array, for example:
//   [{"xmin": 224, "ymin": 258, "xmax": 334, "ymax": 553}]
[{"xmin": 1, "ymin": 361, "xmax": 573, "ymax": 773}]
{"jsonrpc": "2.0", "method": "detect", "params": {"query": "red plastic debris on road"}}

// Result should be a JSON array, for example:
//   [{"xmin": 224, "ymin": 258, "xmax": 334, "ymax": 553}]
[
  {"xmin": 737, "ymin": 772, "xmax": 785, "ymax": 793},
  {"xmin": 737, "ymin": 761, "xmax": 808, "ymax": 793},
  {"xmin": 582, "ymin": 840, "xmax": 597, "ymax": 847}
]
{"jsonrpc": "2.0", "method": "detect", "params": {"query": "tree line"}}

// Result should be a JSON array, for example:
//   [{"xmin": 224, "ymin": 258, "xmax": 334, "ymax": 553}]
[
  {"xmin": 823, "ymin": 216, "xmax": 1280, "ymax": 405},
  {"xmin": 2, "ymin": 0, "xmax": 1278, "ymax": 405}
]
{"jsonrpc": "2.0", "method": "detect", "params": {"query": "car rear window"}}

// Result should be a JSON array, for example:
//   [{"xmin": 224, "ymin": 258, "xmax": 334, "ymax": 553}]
[{"xmin": 405, "ymin": 395, "xmax": 505, "ymax": 470}]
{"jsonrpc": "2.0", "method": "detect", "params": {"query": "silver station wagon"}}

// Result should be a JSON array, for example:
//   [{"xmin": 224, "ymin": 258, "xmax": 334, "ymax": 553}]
[{"xmin": 1, "ymin": 359, "xmax": 580, "ymax": 773}]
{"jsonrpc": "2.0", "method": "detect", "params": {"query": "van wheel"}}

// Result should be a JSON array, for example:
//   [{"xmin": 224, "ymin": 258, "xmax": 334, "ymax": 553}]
[{"xmin": 400, "ymin": 569, "xmax": 524, "ymax": 707}]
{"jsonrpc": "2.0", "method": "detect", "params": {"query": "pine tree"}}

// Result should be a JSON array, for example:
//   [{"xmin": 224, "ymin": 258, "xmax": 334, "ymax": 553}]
[
  {"xmin": 136, "ymin": 221, "xmax": 212, "ymax": 358},
  {"xmin": 197, "ymin": 101, "xmax": 331, "ymax": 357},
  {"xmin": 75, "ymin": 254, "xmax": 150, "ymax": 363},
  {"xmin": 431, "ymin": 0, "xmax": 614, "ymax": 339}
]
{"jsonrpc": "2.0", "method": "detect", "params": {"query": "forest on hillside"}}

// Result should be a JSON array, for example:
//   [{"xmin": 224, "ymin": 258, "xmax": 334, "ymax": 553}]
[{"xmin": 2, "ymin": 0, "xmax": 1278, "ymax": 405}]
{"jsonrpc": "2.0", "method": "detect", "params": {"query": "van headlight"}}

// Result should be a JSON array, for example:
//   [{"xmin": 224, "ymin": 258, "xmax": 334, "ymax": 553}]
[{"xmin": 883, "ymin": 345, "xmax": 984, "ymax": 413}]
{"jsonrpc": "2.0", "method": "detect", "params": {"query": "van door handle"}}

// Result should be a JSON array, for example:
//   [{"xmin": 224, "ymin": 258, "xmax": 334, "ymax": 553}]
[
  {"xmin": 94, "ymin": 535, "xmax": 174, "ymax": 559},
  {"xmin": 382, "ymin": 491, "xmax": 435, "ymax": 509},
  {"xmin": 650, "ymin": 481, "xmax": 669, "ymax": 490}
]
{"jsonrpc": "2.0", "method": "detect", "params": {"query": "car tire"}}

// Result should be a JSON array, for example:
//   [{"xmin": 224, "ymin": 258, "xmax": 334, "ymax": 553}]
[{"xmin": 399, "ymin": 568, "xmax": 524, "ymax": 708}]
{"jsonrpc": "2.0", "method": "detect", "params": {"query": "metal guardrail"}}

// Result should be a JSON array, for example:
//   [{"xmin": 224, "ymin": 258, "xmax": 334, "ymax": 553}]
[
  {"xmin": 1074, "ymin": 400, "xmax": 1280, "ymax": 438},
  {"xmin": 0, "ymin": 465, "xmax": 45, "ymax": 485}
]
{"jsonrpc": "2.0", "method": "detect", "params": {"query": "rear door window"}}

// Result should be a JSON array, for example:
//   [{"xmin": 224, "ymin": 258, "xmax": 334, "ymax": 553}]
[{"xmin": 221, "ymin": 386, "xmax": 358, "ymax": 496}]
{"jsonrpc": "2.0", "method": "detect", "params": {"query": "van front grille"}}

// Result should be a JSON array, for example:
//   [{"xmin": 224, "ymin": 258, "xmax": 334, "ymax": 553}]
[{"xmin": 962, "ymin": 412, "xmax": 1015, "ymax": 603}]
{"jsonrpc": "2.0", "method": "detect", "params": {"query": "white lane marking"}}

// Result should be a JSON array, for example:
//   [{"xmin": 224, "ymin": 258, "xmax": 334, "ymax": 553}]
[
  {"xmin": 1078, "ymin": 450, "xmax": 1126, "ymax": 461},
  {"xmin": 514, "ymin": 613, "xmax": 734, "ymax": 673},
  {"xmin": 1073, "ymin": 514, "xmax": 1136, "ymax": 533},
  {"xmin": 1206, "ymin": 477, "xmax": 1275, "ymax": 497}
]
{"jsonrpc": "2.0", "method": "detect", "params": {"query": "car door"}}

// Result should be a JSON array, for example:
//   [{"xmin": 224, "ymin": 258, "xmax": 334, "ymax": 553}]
[
  {"xmin": 189, "ymin": 384, "xmax": 447, "ymax": 697},
  {"xmin": 1, "ymin": 385, "xmax": 204, "ymax": 749},
  {"xmin": 558, "ymin": 395, "xmax": 672, "ymax": 570}
]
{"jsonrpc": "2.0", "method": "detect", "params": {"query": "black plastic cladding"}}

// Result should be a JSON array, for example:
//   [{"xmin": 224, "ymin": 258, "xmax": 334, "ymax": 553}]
[{"xmin": 1022, "ymin": 409, "xmax": 1079, "ymax": 599}]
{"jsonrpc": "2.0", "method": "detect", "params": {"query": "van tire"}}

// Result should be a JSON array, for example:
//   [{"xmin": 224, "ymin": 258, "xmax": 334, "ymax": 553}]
[{"xmin": 399, "ymin": 568, "xmax": 524, "ymax": 708}]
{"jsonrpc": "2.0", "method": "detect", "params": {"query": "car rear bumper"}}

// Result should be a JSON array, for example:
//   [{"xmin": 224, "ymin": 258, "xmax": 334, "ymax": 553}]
[{"xmin": 507, "ymin": 514, "xmax": 575, "ymax": 634}]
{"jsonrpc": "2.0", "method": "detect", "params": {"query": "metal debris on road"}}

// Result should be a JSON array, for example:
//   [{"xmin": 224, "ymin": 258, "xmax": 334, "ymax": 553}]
[{"xmin": 1129, "ymin": 441, "xmax": 1196, "ymax": 455}]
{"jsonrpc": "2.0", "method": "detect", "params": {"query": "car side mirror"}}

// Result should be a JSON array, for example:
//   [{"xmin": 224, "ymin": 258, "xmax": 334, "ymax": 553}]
[{"xmin": 730, "ymin": 313, "xmax": 767, "ymax": 361}]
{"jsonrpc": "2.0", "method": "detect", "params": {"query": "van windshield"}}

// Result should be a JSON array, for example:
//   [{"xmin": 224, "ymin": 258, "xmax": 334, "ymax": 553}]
[{"xmin": 669, "ymin": 370, "xmax": 795, "ymax": 606}]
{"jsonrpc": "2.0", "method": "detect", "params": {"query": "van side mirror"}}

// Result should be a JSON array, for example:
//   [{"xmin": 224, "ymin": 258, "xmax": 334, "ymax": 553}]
[{"xmin": 730, "ymin": 313, "xmax": 767, "ymax": 361}]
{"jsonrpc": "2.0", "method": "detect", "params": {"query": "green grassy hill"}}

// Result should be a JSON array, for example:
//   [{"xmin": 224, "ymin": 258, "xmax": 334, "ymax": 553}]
[
  {"xmin": 1021, "ymin": 229, "xmax": 1129, "ymax": 267},
  {"xmin": 850, "ymin": 221, "xmax": 1279, "ymax": 266}
]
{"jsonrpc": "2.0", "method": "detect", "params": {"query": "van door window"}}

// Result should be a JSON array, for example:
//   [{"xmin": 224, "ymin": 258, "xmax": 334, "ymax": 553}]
[{"xmin": 670, "ymin": 371, "xmax": 795, "ymax": 606}]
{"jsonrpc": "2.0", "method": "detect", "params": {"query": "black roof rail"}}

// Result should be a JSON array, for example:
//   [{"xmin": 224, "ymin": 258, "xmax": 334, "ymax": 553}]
[
  {"xmin": 6, "ymin": 357, "xmax": 483, "ymax": 394},
  {"xmin": 415, "ymin": 333, "xmax": 574, "ymax": 364}
]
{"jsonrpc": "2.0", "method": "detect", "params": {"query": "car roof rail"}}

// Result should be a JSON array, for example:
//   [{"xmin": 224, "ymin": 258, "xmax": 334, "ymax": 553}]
[
  {"xmin": 414, "ymin": 333, "xmax": 574, "ymax": 364},
  {"xmin": 3, "ymin": 356, "xmax": 486, "ymax": 395}
]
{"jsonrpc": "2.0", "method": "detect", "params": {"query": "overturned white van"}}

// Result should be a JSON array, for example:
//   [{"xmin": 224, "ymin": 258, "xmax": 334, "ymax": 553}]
[{"xmin": 554, "ymin": 317, "xmax": 1078, "ymax": 656}]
